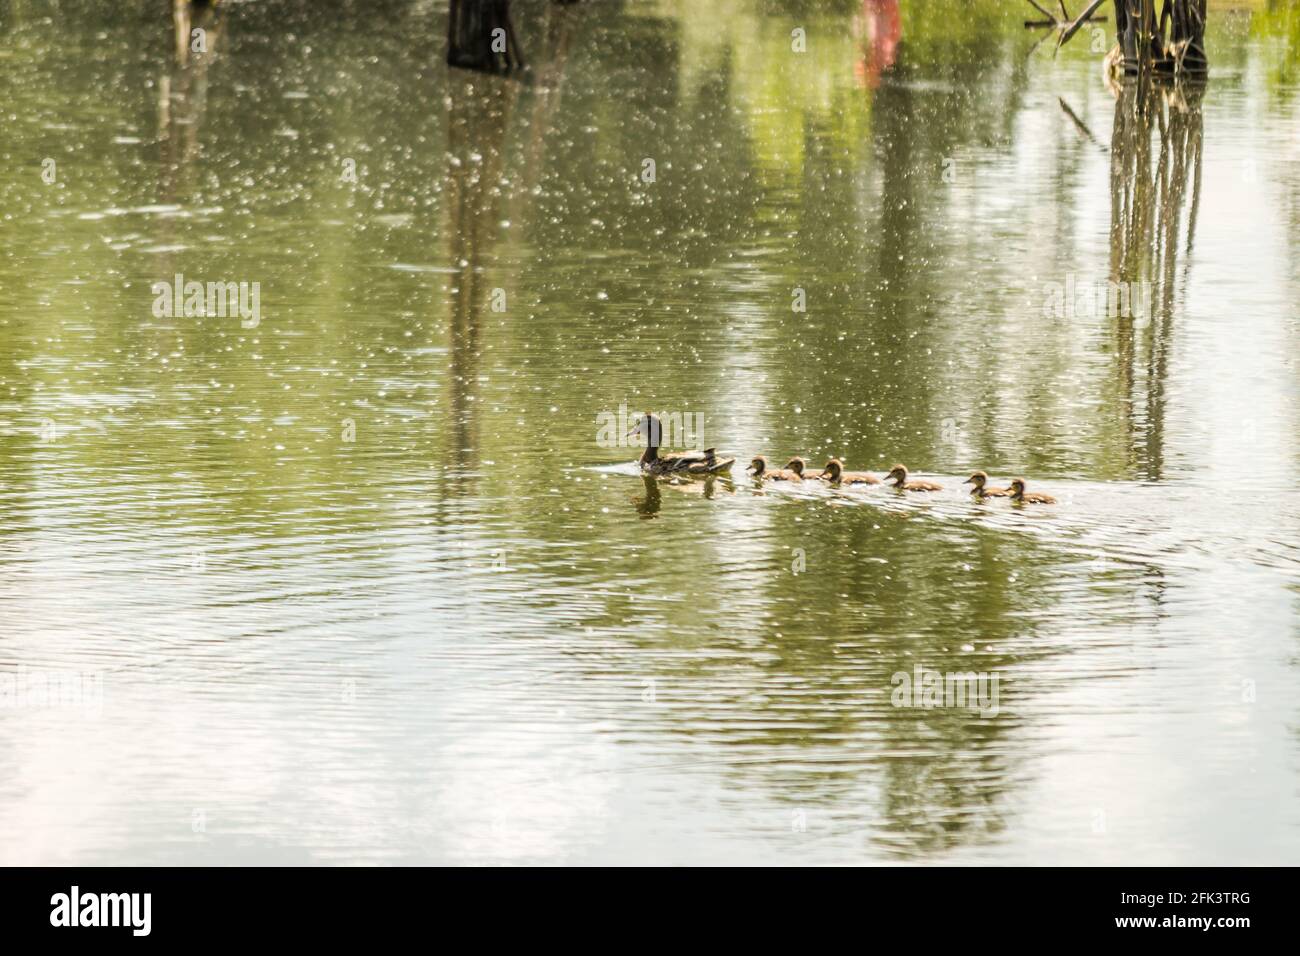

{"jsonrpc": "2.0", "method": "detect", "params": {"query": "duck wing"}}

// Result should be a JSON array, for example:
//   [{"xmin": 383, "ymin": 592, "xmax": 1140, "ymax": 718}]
[
  {"xmin": 642, "ymin": 449, "xmax": 708, "ymax": 474},
  {"xmin": 657, "ymin": 449, "xmax": 709, "ymax": 465},
  {"xmin": 661, "ymin": 448, "xmax": 737, "ymax": 475}
]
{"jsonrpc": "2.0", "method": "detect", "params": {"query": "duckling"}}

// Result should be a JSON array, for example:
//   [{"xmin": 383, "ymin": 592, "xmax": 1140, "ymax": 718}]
[
  {"xmin": 963, "ymin": 470, "xmax": 1010, "ymax": 498},
  {"xmin": 747, "ymin": 455, "xmax": 800, "ymax": 481},
  {"xmin": 785, "ymin": 457, "xmax": 825, "ymax": 480},
  {"xmin": 884, "ymin": 464, "xmax": 943, "ymax": 492},
  {"xmin": 820, "ymin": 458, "xmax": 880, "ymax": 486},
  {"xmin": 1008, "ymin": 478, "xmax": 1056, "ymax": 505},
  {"xmin": 685, "ymin": 448, "xmax": 733, "ymax": 475},
  {"xmin": 627, "ymin": 414, "xmax": 734, "ymax": 476}
]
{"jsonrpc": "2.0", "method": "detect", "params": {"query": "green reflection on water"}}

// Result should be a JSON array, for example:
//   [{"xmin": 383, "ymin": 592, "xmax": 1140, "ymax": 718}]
[{"xmin": 0, "ymin": 0, "xmax": 1297, "ymax": 864}]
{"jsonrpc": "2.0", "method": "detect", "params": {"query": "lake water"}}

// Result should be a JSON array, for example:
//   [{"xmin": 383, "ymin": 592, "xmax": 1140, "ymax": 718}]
[{"xmin": 0, "ymin": 0, "xmax": 1297, "ymax": 864}]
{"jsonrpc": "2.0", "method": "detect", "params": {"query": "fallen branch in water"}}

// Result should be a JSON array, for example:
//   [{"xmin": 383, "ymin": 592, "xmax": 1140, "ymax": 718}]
[
  {"xmin": 1058, "ymin": 96, "xmax": 1110, "ymax": 151},
  {"xmin": 1058, "ymin": 0, "xmax": 1111, "ymax": 49},
  {"xmin": 1020, "ymin": 0, "xmax": 1108, "ymax": 45}
]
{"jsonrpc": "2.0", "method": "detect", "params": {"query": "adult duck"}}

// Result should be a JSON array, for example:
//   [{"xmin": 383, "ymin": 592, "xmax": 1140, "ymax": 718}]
[{"xmin": 627, "ymin": 413, "xmax": 734, "ymax": 476}]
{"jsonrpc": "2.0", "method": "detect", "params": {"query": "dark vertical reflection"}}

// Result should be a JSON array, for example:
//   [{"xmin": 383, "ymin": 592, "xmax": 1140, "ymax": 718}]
[
  {"xmin": 443, "ymin": 74, "xmax": 516, "ymax": 474},
  {"xmin": 447, "ymin": 0, "xmax": 526, "ymax": 74},
  {"xmin": 157, "ymin": 0, "xmax": 223, "ymax": 288},
  {"xmin": 161, "ymin": 0, "xmax": 223, "ymax": 193},
  {"xmin": 515, "ymin": 0, "xmax": 576, "ymax": 203},
  {"xmin": 634, "ymin": 474, "xmax": 662, "ymax": 518},
  {"xmin": 1108, "ymin": 78, "xmax": 1204, "ymax": 480}
]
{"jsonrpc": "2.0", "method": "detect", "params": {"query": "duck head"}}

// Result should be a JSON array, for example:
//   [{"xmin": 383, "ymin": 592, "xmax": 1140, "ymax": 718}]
[
  {"xmin": 1008, "ymin": 477, "xmax": 1026, "ymax": 499},
  {"xmin": 822, "ymin": 458, "xmax": 844, "ymax": 481},
  {"xmin": 626, "ymin": 413, "xmax": 663, "ymax": 449},
  {"xmin": 785, "ymin": 457, "xmax": 809, "ymax": 477},
  {"xmin": 964, "ymin": 470, "xmax": 988, "ymax": 490},
  {"xmin": 747, "ymin": 455, "xmax": 768, "ymax": 476},
  {"xmin": 886, "ymin": 464, "xmax": 908, "ymax": 485}
]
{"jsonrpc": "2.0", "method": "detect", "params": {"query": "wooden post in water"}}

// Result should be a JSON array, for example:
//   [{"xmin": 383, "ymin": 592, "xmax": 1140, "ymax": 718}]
[
  {"xmin": 1118, "ymin": 0, "xmax": 1207, "ymax": 76},
  {"xmin": 447, "ymin": 0, "xmax": 526, "ymax": 74}
]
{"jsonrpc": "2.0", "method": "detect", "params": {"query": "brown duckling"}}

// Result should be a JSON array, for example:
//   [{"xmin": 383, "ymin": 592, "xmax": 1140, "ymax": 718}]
[
  {"xmin": 884, "ymin": 464, "xmax": 943, "ymax": 492},
  {"xmin": 963, "ymin": 470, "xmax": 1010, "ymax": 498},
  {"xmin": 747, "ymin": 455, "xmax": 800, "ymax": 481},
  {"xmin": 820, "ymin": 458, "xmax": 880, "ymax": 486},
  {"xmin": 785, "ymin": 457, "xmax": 825, "ymax": 480},
  {"xmin": 688, "ymin": 449, "xmax": 732, "ymax": 475},
  {"xmin": 628, "ymin": 414, "xmax": 735, "ymax": 476},
  {"xmin": 1008, "ymin": 478, "xmax": 1056, "ymax": 505}
]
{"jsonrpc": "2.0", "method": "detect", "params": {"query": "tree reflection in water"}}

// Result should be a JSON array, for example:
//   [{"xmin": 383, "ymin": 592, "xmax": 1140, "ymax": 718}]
[{"xmin": 1108, "ymin": 77, "xmax": 1204, "ymax": 481}]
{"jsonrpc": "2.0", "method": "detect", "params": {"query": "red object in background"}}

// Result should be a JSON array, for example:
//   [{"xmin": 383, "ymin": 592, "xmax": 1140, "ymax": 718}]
[{"xmin": 855, "ymin": 0, "xmax": 901, "ymax": 89}]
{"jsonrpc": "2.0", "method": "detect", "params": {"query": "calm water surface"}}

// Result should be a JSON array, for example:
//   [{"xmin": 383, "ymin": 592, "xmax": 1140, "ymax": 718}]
[{"xmin": 1, "ymin": 0, "xmax": 1298, "ymax": 864}]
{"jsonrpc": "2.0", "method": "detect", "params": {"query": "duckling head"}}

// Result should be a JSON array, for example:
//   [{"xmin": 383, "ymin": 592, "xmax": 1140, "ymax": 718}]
[
  {"xmin": 747, "ymin": 455, "xmax": 768, "ymax": 476},
  {"xmin": 964, "ymin": 470, "xmax": 988, "ymax": 488},
  {"xmin": 822, "ymin": 458, "xmax": 844, "ymax": 480},
  {"xmin": 784, "ymin": 457, "xmax": 808, "ymax": 476},
  {"xmin": 1008, "ymin": 477, "xmax": 1026, "ymax": 498},
  {"xmin": 886, "ymin": 464, "xmax": 908, "ymax": 483},
  {"xmin": 626, "ymin": 413, "xmax": 663, "ymax": 448}
]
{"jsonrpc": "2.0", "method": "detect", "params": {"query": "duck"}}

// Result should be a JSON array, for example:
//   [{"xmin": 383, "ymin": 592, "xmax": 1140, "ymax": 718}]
[
  {"xmin": 963, "ymin": 470, "xmax": 1010, "ymax": 498},
  {"xmin": 747, "ymin": 455, "xmax": 800, "ymax": 481},
  {"xmin": 884, "ymin": 464, "xmax": 943, "ymax": 492},
  {"xmin": 1008, "ymin": 478, "xmax": 1056, "ymax": 505},
  {"xmin": 820, "ymin": 458, "xmax": 880, "ymax": 485},
  {"xmin": 785, "ymin": 457, "xmax": 825, "ymax": 480},
  {"xmin": 627, "ymin": 413, "xmax": 734, "ymax": 476}
]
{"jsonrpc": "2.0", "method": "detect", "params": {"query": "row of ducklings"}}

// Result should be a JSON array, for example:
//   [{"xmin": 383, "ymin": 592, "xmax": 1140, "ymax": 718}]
[
  {"xmin": 748, "ymin": 456, "xmax": 1056, "ymax": 504},
  {"xmin": 627, "ymin": 414, "xmax": 1055, "ymax": 503}
]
